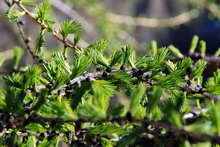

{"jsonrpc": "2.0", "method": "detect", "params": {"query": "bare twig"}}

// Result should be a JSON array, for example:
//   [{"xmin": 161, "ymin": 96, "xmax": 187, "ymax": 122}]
[
  {"xmin": 51, "ymin": 69, "xmax": 137, "ymax": 95},
  {"xmin": 0, "ymin": 69, "xmax": 22, "ymax": 75},
  {"xmin": 4, "ymin": 0, "xmax": 43, "ymax": 65},
  {"xmin": 106, "ymin": 9, "xmax": 200, "ymax": 28}
]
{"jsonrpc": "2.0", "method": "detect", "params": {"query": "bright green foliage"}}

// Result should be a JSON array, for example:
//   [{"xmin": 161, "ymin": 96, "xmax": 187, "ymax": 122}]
[
  {"xmin": 20, "ymin": 0, "xmax": 35, "ymax": 7},
  {"xmin": 191, "ymin": 59, "xmax": 207, "ymax": 79},
  {"xmin": 101, "ymin": 137, "xmax": 115, "ymax": 147},
  {"xmin": 209, "ymin": 103, "xmax": 220, "ymax": 135},
  {"xmin": 215, "ymin": 48, "xmax": 220, "ymax": 56},
  {"xmin": 199, "ymin": 40, "xmax": 207, "ymax": 57},
  {"xmin": 27, "ymin": 123, "xmax": 46, "ymax": 133},
  {"xmin": 77, "ymin": 80, "xmax": 116, "ymax": 119},
  {"xmin": 149, "ymin": 40, "xmax": 157, "ymax": 56},
  {"xmin": 87, "ymin": 39, "xmax": 109, "ymax": 53},
  {"xmin": 88, "ymin": 123, "xmax": 128, "ymax": 135},
  {"xmin": 86, "ymin": 41, "xmax": 110, "ymax": 67},
  {"xmin": 72, "ymin": 53, "xmax": 92, "ymax": 77},
  {"xmin": 2, "ymin": 0, "xmax": 220, "ymax": 146},
  {"xmin": 129, "ymin": 83, "xmax": 146, "ymax": 119},
  {"xmin": 13, "ymin": 47, "xmax": 24, "ymax": 69},
  {"xmin": 35, "ymin": 29, "xmax": 46, "ymax": 54},
  {"xmin": 0, "ymin": 58, "xmax": 4, "ymax": 67},
  {"xmin": 60, "ymin": 20, "xmax": 82, "ymax": 42},
  {"xmin": 36, "ymin": 0, "xmax": 50, "ymax": 22},
  {"xmin": 39, "ymin": 99, "xmax": 76, "ymax": 120},
  {"xmin": 168, "ymin": 45, "xmax": 184, "ymax": 58},
  {"xmin": 110, "ymin": 50, "xmax": 123, "ymax": 67},
  {"xmin": 4, "ymin": 7, "xmax": 25, "ymax": 22},
  {"xmin": 36, "ymin": 1, "xmax": 54, "ymax": 31},
  {"xmin": 121, "ymin": 45, "xmax": 135, "ymax": 68},
  {"xmin": 189, "ymin": 35, "xmax": 199, "ymax": 54},
  {"xmin": 206, "ymin": 69, "xmax": 220, "ymax": 95}
]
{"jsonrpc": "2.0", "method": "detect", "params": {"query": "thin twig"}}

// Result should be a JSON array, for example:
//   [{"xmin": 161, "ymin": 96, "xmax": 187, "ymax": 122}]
[
  {"xmin": 4, "ymin": 0, "xmax": 43, "ymax": 65},
  {"xmin": 13, "ymin": 0, "xmax": 83, "ymax": 51},
  {"xmin": 51, "ymin": 69, "xmax": 135, "ymax": 95},
  {"xmin": 50, "ymin": 64, "xmax": 220, "ymax": 100},
  {"xmin": 16, "ymin": 22, "xmax": 44, "ymax": 64},
  {"xmin": 0, "ymin": 69, "xmax": 22, "ymax": 75}
]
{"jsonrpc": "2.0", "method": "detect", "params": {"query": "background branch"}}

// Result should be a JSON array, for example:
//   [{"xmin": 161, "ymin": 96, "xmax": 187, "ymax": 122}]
[{"xmin": 106, "ymin": 9, "xmax": 200, "ymax": 28}]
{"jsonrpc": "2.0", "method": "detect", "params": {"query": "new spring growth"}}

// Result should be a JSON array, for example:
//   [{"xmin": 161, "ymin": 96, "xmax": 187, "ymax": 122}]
[
  {"xmin": 215, "ymin": 48, "xmax": 220, "ymax": 56},
  {"xmin": 189, "ymin": 35, "xmax": 199, "ymax": 55},
  {"xmin": 199, "ymin": 40, "xmax": 206, "ymax": 57},
  {"xmin": 150, "ymin": 40, "xmax": 157, "ymax": 56},
  {"xmin": 168, "ymin": 45, "xmax": 184, "ymax": 58}
]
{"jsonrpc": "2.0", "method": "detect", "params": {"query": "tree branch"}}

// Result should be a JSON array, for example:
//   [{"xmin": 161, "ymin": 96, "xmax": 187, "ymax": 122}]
[
  {"xmin": 1, "ymin": 112, "xmax": 220, "ymax": 144},
  {"xmin": 12, "ymin": 0, "xmax": 83, "ymax": 51},
  {"xmin": 4, "ymin": 0, "xmax": 44, "ymax": 65},
  {"xmin": 106, "ymin": 9, "xmax": 200, "ymax": 28}
]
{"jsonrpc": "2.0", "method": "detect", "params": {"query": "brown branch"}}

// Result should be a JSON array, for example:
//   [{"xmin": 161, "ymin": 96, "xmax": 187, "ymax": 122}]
[
  {"xmin": 2, "ymin": 112, "xmax": 220, "ymax": 144},
  {"xmin": 16, "ymin": 22, "xmax": 44, "ymax": 64},
  {"xmin": 144, "ymin": 119, "xmax": 220, "ymax": 144},
  {"xmin": 4, "ymin": 0, "xmax": 44, "ymax": 65},
  {"xmin": 13, "ymin": 0, "xmax": 83, "ymax": 51},
  {"xmin": 51, "ymin": 69, "xmax": 135, "ymax": 95},
  {"xmin": 0, "ymin": 69, "xmax": 22, "ymax": 75}
]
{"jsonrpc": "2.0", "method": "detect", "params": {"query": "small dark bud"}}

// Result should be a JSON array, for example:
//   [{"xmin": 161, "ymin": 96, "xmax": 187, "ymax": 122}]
[
  {"xmin": 75, "ymin": 119, "xmax": 82, "ymax": 131},
  {"xmin": 163, "ymin": 68, "xmax": 169, "ymax": 75},
  {"xmin": 38, "ymin": 59, "xmax": 44, "ymax": 64},
  {"xmin": 18, "ymin": 21, "xmax": 24, "ymax": 25},
  {"xmin": 24, "ymin": 108, "xmax": 31, "ymax": 114},
  {"xmin": 132, "ymin": 68, "xmax": 138, "ymax": 72},
  {"xmin": 120, "ymin": 65, "xmax": 125, "ymax": 70},
  {"xmin": 186, "ymin": 67, "xmax": 192, "ymax": 75},
  {"xmin": 0, "ymin": 125, "xmax": 4, "ymax": 132},
  {"xmin": 102, "ymin": 72, "xmax": 108, "ymax": 77},
  {"xmin": 36, "ymin": 92, "xmax": 41, "ymax": 97},
  {"xmin": 126, "ymin": 112, "xmax": 132, "ymax": 122},
  {"xmin": 85, "ymin": 77, "xmax": 91, "ymax": 82},
  {"xmin": 46, "ymin": 82, "xmax": 53, "ymax": 89},
  {"xmin": 23, "ymin": 117, "xmax": 31, "ymax": 126},
  {"xmin": 96, "ymin": 67, "xmax": 101, "ymax": 71},
  {"xmin": 190, "ymin": 53, "xmax": 202, "ymax": 60},
  {"xmin": 106, "ymin": 67, "xmax": 112, "ymax": 73},
  {"xmin": 187, "ymin": 80, "xmax": 191, "ymax": 86},
  {"xmin": 132, "ymin": 68, "xmax": 143, "ymax": 77},
  {"xmin": 38, "ymin": 133, "xmax": 45, "ymax": 141},
  {"xmin": 24, "ymin": 38, "xmax": 31, "ymax": 44}
]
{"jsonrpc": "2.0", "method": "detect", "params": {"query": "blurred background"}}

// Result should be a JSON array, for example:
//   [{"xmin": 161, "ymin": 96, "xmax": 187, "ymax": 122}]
[{"xmin": 1, "ymin": 0, "xmax": 220, "ymax": 69}]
